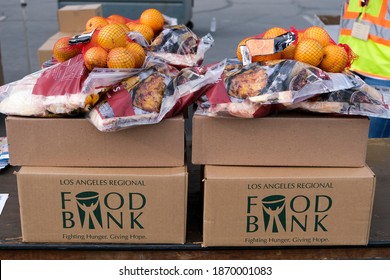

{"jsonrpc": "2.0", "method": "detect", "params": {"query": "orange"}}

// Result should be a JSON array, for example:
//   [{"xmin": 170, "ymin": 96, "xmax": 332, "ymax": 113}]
[
  {"xmin": 52, "ymin": 37, "xmax": 82, "ymax": 63},
  {"xmin": 85, "ymin": 94, "xmax": 100, "ymax": 108},
  {"xmin": 125, "ymin": 42, "xmax": 146, "ymax": 68},
  {"xmin": 281, "ymin": 44, "xmax": 296, "ymax": 59},
  {"xmin": 319, "ymin": 44, "xmax": 348, "ymax": 73},
  {"xmin": 303, "ymin": 26, "xmax": 331, "ymax": 47},
  {"xmin": 263, "ymin": 27, "xmax": 287, "ymax": 39},
  {"xmin": 126, "ymin": 21, "xmax": 138, "ymax": 31},
  {"xmin": 252, "ymin": 53, "xmax": 282, "ymax": 62},
  {"xmin": 97, "ymin": 23, "xmax": 128, "ymax": 50},
  {"xmin": 84, "ymin": 31, "xmax": 101, "ymax": 49},
  {"xmin": 236, "ymin": 37, "xmax": 253, "ymax": 62},
  {"xmin": 85, "ymin": 16, "xmax": 108, "ymax": 31},
  {"xmin": 132, "ymin": 23, "xmax": 155, "ymax": 42},
  {"xmin": 294, "ymin": 38, "xmax": 324, "ymax": 66},
  {"xmin": 107, "ymin": 47, "xmax": 136, "ymax": 68},
  {"xmin": 106, "ymin": 14, "xmax": 127, "ymax": 24},
  {"xmin": 118, "ymin": 23, "xmax": 130, "ymax": 33},
  {"xmin": 83, "ymin": 46, "xmax": 108, "ymax": 71},
  {"xmin": 140, "ymin": 8, "xmax": 165, "ymax": 33}
]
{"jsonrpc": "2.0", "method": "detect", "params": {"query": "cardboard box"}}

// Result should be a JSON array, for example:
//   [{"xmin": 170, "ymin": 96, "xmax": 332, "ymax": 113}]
[
  {"xmin": 6, "ymin": 115, "xmax": 185, "ymax": 167},
  {"xmin": 192, "ymin": 113, "xmax": 369, "ymax": 167},
  {"xmin": 37, "ymin": 31, "xmax": 75, "ymax": 66},
  {"xmin": 58, "ymin": 4, "xmax": 102, "ymax": 32},
  {"xmin": 17, "ymin": 166, "xmax": 188, "ymax": 244},
  {"xmin": 203, "ymin": 165, "xmax": 376, "ymax": 247}
]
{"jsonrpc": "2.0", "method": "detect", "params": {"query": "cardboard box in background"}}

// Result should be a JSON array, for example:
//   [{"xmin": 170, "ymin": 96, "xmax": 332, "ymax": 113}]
[
  {"xmin": 203, "ymin": 165, "xmax": 376, "ymax": 247},
  {"xmin": 17, "ymin": 166, "xmax": 188, "ymax": 244},
  {"xmin": 37, "ymin": 31, "xmax": 76, "ymax": 66},
  {"xmin": 192, "ymin": 113, "xmax": 369, "ymax": 167},
  {"xmin": 6, "ymin": 115, "xmax": 185, "ymax": 167},
  {"xmin": 58, "ymin": 4, "xmax": 102, "ymax": 33}
]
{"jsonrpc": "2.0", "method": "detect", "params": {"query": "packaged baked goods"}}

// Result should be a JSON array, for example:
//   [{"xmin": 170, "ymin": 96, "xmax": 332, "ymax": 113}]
[
  {"xmin": 0, "ymin": 55, "xmax": 94, "ymax": 116},
  {"xmin": 147, "ymin": 24, "xmax": 214, "ymax": 68},
  {"xmin": 285, "ymin": 84, "xmax": 390, "ymax": 118},
  {"xmin": 88, "ymin": 57, "xmax": 224, "ymax": 131},
  {"xmin": 195, "ymin": 59, "xmax": 370, "ymax": 118}
]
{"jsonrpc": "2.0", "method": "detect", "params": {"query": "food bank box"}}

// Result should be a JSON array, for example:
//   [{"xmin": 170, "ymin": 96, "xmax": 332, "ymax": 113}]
[
  {"xmin": 202, "ymin": 165, "xmax": 376, "ymax": 247},
  {"xmin": 17, "ymin": 166, "xmax": 188, "ymax": 244},
  {"xmin": 192, "ymin": 113, "xmax": 369, "ymax": 167},
  {"xmin": 6, "ymin": 115, "xmax": 185, "ymax": 167},
  {"xmin": 58, "ymin": 4, "xmax": 103, "ymax": 33}
]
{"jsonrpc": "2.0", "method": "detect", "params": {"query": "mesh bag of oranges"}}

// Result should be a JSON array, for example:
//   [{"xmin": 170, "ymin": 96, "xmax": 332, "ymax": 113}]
[
  {"xmin": 236, "ymin": 25, "xmax": 357, "ymax": 74},
  {"xmin": 87, "ymin": 57, "xmax": 224, "ymax": 132},
  {"xmin": 47, "ymin": 9, "xmax": 180, "ymax": 71}
]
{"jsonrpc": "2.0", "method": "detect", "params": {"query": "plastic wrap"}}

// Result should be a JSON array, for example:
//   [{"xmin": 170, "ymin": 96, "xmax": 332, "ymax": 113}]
[
  {"xmin": 285, "ymin": 84, "xmax": 390, "ymax": 118},
  {"xmin": 147, "ymin": 25, "xmax": 214, "ymax": 68},
  {"xmin": 88, "ymin": 58, "xmax": 225, "ymax": 131},
  {"xmin": 195, "ymin": 59, "xmax": 370, "ymax": 118},
  {"xmin": 0, "ymin": 55, "xmax": 94, "ymax": 116}
]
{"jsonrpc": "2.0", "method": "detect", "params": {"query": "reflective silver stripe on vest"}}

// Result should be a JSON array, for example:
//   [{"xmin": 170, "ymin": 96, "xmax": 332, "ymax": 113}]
[
  {"xmin": 341, "ymin": 18, "xmax": 390, "ymax": 40},
  {"xmin": 386, "ymin": 3, "xmax": 390, "ymax": 21}
]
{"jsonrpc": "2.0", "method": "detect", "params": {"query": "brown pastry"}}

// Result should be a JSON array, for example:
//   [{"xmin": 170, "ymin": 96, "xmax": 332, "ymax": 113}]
[
  {"xmin": 227, "ymin": 67, "xmax": 268, "ymax": 99},
  {"xmin": 133, "ymin": 73, "xmax": 166, "ymax": 112}
]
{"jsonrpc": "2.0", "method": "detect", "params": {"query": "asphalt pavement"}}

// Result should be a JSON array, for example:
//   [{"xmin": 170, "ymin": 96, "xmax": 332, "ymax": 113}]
[{"xmin": 0, "ymin": 0, "xmax": 345, "ymax": 136}]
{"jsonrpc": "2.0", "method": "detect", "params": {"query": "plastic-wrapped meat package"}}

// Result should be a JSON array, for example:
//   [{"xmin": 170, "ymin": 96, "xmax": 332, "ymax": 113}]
[
  {"xmin": 247, "ymin": 59, "xmax": 365, "ymax": 105},
  {"xmin": 195, "ymin": 59, "xmax": 271, "ymax": 118},
  {"xmin": 0, "ymin": 55, "xmax": 96, "ymax": 117},
  {"xmin": 88, "ymin": 60, "xmax": 178, "ymax": 131},
  {"xmin": 285, "ymin": 84, "xmax": 390, "ymax": 118},
  {"xmin": 195, "ymin": 59, "xmax": 367, "ymax": 118},
  {"xmin": 147, "ymin": 24, "xmax": 214, "ymax": 68},
  {"xmin": 88, "ymin": 58, "xmax": 224, "ymax": 131}
]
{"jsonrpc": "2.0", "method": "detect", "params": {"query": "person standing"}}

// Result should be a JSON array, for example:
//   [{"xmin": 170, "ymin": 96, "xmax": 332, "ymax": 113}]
[{"xmin": 339, "ymin": 0, "xmax": 390, "ymax": 137}]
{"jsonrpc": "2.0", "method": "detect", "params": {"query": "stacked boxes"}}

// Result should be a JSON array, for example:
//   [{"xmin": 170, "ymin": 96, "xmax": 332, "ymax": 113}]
[
  {"xmin": 192, "ymin": 112, "xmax": 376, "ymax": 247},
  {"xmin": 37, "ymin": 4, "xmax": 102, "ymax": 66},
  {"xmin": 6, "ymin": 116, "xmax": 188, "ymax": 244}
]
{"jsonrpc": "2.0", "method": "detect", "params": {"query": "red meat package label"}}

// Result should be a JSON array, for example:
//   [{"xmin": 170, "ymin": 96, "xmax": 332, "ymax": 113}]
[
  {"xmin": 96, "ymin": 85, "xmax": 135, "ymax": 119},
  {"xmin": 32, "ymin": 55, "xmax": 89, "ymax": 96}
]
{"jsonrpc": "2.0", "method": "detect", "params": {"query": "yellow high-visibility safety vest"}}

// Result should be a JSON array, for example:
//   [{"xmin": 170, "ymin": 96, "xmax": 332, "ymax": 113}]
[{"xmin": 339, "ymin": 0, "xmax": 390, "ymax": 79}]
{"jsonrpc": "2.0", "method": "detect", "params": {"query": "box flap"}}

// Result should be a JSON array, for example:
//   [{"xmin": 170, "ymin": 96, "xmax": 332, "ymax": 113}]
[
  {"xmin": 205, "ymin": 165, "xmax": 376, "ymax": 180},
  {"xmin": 18, "ymin": 165, "xmax": 187, "ymax": 177}
]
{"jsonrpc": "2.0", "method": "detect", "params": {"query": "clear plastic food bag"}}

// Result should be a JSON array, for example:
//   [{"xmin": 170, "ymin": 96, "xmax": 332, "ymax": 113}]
[
  {"xmin": 195, "ymin": 59, "xmax": 367, "ymax": 118},
  {"xmin": 87, "ymin": 58, "xmax": 224, "ymax": 131},
  {"xmin": 285, "ymin": 84, "xmax": 390, "ymax": 118},
  {"xmin": 147, "ymin": 25, "xmax": 214, "ymax": 68},
  {"xmin": 0, "ymin": 55, "xmax": 93, "ymax": 116}
]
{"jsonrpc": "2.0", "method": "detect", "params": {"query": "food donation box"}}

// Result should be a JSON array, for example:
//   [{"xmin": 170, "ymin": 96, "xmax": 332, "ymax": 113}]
[
  {"xmin": 202, "ymin": 165, "xmax": 376, "ymax": 247},
  {"xmin": 17, "ymin": 166, "xmax": 188, "ymax": 244}
]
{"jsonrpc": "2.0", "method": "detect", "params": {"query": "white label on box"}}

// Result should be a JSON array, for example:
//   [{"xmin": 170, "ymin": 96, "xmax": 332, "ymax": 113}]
[{"xmin": 0, "ymin": 194, "xmax": 9, "ymax": 215}]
